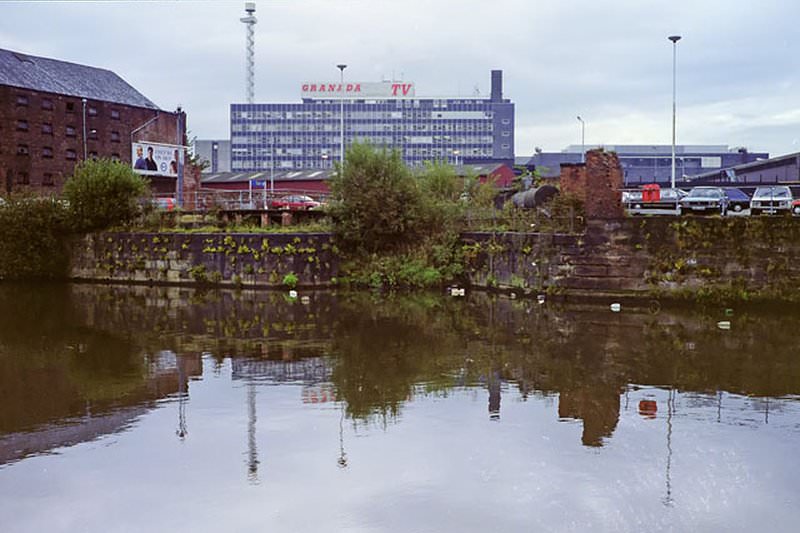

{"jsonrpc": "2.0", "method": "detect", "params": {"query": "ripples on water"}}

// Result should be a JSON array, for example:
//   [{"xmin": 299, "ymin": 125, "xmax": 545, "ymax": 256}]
[{"xmin": 0, "ymin": 284, "xmax": 799, "ymax": 532}]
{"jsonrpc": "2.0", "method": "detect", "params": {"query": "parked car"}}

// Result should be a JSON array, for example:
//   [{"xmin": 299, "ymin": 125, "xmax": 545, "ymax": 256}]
[
  {"xmin": 271, "ymin": 194, "xmax": 322, "ymax": 210},
  {"xmin": 750, "ymin": 186, "xmax": 793, "ymax": 215},
  {"xmin": 154, "ymin": 197, "xmax": 176, "ymax": 211},
  {"xmin": 679, "ymin": 187, "xmax": 729, "ymax": 215},
  {"xmin": 793, "ymin": 199, "xmax": 800, "ymax": 216},
  {"xmin": 723, "ymin": 188, "xmax": 750, "ymax": 214},
  {"xmin": 622, "ymin": 187, "xmax": 686, "ymax": 216}
]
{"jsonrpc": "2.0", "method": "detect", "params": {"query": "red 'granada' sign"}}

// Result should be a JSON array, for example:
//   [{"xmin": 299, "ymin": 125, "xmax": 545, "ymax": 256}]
[{"xmin": 301, "ymin": 81, "xmax": 415, "ymax": 99}]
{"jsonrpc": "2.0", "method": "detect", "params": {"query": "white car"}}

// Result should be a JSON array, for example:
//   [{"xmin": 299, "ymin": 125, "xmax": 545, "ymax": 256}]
[{"xmin": 750, "ymin": 186, "xmax": 792, "ymax": 215}]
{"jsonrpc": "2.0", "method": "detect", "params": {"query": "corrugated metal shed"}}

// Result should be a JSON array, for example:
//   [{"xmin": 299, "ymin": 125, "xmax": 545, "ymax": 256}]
[{"xmin": 0, "ymin": 48, "xmax": 159, "ymax": 109}]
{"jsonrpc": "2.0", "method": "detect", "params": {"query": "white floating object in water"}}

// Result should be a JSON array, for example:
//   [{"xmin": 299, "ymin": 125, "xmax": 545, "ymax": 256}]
[
  {"xmin": 450, "ymin": 287, "xmax": 465, "ymax": 297},
  {"xmin": 300, "ymin": 295, "xmax": 310, "ymax": 305},
  {"xmin": 288, "ymin": 290, "xmax": 298, "ymax": 298},
  {"xmin": 537, "ymin": 294, "xmax": 546, "ymax": 305},
  {"xmin": 610, "ymin": 303, "xmax": 621, "ymax": 312},
  {"xmin": 717, "ymin": 320, "xmax": 731, "ymax": 330}
]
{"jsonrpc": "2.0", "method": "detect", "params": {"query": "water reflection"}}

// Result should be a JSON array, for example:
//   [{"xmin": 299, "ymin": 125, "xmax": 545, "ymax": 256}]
[{"xmin": 1, "ymin": 284, "xmax": 800, "ymax": 530}]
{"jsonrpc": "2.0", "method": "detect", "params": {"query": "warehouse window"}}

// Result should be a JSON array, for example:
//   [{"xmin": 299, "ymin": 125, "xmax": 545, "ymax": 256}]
[
  {"xmin": 42, "ymin": 146, "xmax": 53, "ymax": 158},
  {"xmin": 17, "ymin": 144, "xmax": 30, "ymax": 156},
  {"xmin": 42, "ymin": 123, "xmax": 53, "ymax": 135},
  {"xmin": 88, "ymin": 106, "xmax": 98, "ymax": 117},
  {"xmin": 66, "ymin": 149, "xmax": 77, "ymax": 160},
  {"xmin": 66, "ymin": 102, "xmax": 75, "ymax": 112},
  {"xmin": 17, "ymin": 172, "xmax": 29, "ymax": 185},
  {"xmin": 110, "ymin": 109, "xmax": 120, "ymax": 120},
  {"xmin": 110, "ymin": 131, "xmax": 121, "ymax": 143},
  {"xmin": 16, "ymin": 119, "xmax": 29, "ymax": 132},
  {"xmin": 42, "ymin": 173, "xmax": 54, "ymax": 186},
  {"xmin": 16, "ymin": 95, "xmax": 29, "ymax": 106},
  {"xmin": 41, "ymin": 99, "xmax": 54, "ymax": 111},
  {"xmin": 66, "ymin": 125, "xmax": 76, "ymax": 137}
]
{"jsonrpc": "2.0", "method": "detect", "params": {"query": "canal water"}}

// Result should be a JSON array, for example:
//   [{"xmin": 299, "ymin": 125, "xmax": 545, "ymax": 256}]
[{"xmin": 0, "ymin": 284, "xmax": 798, "ymax": 532}]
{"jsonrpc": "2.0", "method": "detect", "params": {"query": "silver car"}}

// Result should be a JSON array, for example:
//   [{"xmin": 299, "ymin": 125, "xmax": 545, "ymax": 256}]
[
  {"xmin": 679, "ymin": 187, "xmax": 729, "ymax": 216},
  {"xmin": 750, "ymin": 186, "xmax": 792, "ymax": 215}
]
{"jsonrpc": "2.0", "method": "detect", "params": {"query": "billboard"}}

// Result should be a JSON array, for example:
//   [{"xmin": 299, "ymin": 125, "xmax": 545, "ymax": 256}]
[
  {"xmin": 132, "ymin": 141, "xmax": 184, "ymax": 177},
  {"xmin": 301, "ymin": 81, "xmax": 415, "ymax": 99}
]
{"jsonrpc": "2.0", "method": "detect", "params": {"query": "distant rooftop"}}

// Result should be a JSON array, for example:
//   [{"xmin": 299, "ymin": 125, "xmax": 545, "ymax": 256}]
[
  {"xmin": 561, "ymin": 144, "xmax": 744, "ymax": 154},
  {"xmin": 0, "ymin": 48, "xmax": 159, "ymax": 110}
]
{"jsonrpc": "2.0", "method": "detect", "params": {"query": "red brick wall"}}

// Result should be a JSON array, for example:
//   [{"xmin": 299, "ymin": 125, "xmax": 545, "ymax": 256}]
[
  {"xmin": 0, "ymin": 85, "xmax": 179, "ymax": 193},
  {"xmin": 559, "ymin": 149, "xmax": 624, "ymax": 219}
]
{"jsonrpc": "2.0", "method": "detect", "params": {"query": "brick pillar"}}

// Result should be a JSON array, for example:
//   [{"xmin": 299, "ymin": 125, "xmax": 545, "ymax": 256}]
[
  {"xmin": 559, "ymin": 149, "xmax": 624, "ymax": 219},
  {"xmin": 182, "ymin": 163, "xmax": 201, "ymax": 210}
]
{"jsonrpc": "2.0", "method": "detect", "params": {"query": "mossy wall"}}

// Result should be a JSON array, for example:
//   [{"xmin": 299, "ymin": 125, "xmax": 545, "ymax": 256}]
[
  {"xmin": 463, "ymin": 217, "xmax": 800, "ymax": 302},
  {"xmin": 70, "ymin": 232, "xmax": 339, "ymax": 288}
]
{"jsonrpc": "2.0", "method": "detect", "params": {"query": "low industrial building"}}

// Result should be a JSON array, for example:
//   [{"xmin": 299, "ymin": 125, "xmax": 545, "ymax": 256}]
[
  {"xmin": 0, "ymin": 47, "xmax": 182, "ymax": 193},
  {"xmin": 689, "ymin": 151, "xmax": 800, "ymax": 185},
  {"xmin": 523, "ymin": 145, "xmax": 768, "ymax": 186}
]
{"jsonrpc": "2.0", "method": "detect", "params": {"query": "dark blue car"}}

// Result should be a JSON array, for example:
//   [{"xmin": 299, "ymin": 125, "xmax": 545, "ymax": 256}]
[{"xmin": 724, "ymin": 188, "xmax": 750, "ymax": 214}]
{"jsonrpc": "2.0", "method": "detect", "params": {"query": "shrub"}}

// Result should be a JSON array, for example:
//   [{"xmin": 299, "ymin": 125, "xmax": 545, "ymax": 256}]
[
  {"xmin": 63, "ymin": 158, "xmax": 150, "ymax": 232},
  {"xmin": 328, "ymin": 142, "xmax": 424, "ymax": 253},
  {"xmin": 0, "ymin": 195, "xmax": 71, "ymax": 279}
]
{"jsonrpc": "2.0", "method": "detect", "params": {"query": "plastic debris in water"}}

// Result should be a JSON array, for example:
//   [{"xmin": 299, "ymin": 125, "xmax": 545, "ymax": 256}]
[
  {"xmin": 537, "ymin": 294, "xmax": 546, "ymax": 305},
  {"xmin": 724, "ymin": 308, "xmax": 734, "ymax": 317},
  {"xmin": 610, "ymin": 303, "xmax": 621, "ymax": 312},
  {"xmin": 449, "ymin": 287, "xmax": 465, "ymax": 297},
  {"xmin": 300, "ymin": 295, "xmax": 310, "ymax": 305},
  {"xmin": 288, "ymin": 290, "xmax": 298, "ymax": 299},
  {"xmin": 717, "ymin": 321, "xmax": 731, "ymax": 330}
]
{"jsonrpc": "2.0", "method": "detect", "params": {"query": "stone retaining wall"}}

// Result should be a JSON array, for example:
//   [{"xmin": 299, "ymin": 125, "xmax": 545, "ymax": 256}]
[{"xmin": 70, "ymin": 232, "xmax": 339, "ymax": 288}]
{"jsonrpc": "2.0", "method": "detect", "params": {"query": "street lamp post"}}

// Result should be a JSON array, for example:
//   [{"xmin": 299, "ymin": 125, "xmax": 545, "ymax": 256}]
[
  {"xmin": 668, "ymin": 35, "xmax": 682, "ymax": 189},
  {"xmin": 337, "ymin": 64, "xmax": 347, "ymax": 169},
  {"xmin": 576, "ymin": 115, "xmax": 585, "ymax": 163}
]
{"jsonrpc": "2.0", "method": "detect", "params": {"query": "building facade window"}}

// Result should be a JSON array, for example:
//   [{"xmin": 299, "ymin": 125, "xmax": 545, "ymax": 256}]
[
  {"xmin": 111, "ymin": 153, "xmax": 121, "ymax": 161},
  {"xmin": 88, "ymin": 129, "xmax": 98, "ymax": 140},
  {"xmin": 17, "ymin": 144, "xmax": 30, "ymax": 156},
  {"xmin": 17, "ymin": 172, "xmax": 29, "ymax": 185},
  {"xmin": 42, "ymin": 173, "xmax": 54, "ymax": 186},
  {"xmin": 41, "ymin": 99, "xmax": 54, "ymax": 111},
  {"xmin": 110, "ymin": 109, "xmax": 120, "ymax": 120},
  {"xmin": 66, "ymin": 149, "xmax": 77, "ymax": 160},
  {"xmin": 110, "ymin": 131, "xmax": 121, "ymax": 143},
  {"xmin": 88, "ymin": 106, "xmax": 98, "ymax": 117},
  {"xmin": 16, "ymin": 119, "xmax": 29, "ymax": 132},
  {"xmin": 16, "ymin": 95, "xmax": 29, "ymax": 106},
  {"xmin": 66, "ymin": 125, "xmax": 77, "ymax": 137},
  {"xmin": 42, "ymin": 146, "xmax": 53, "ymax": 158},
  {"xmin": 89, "ymin": 151, "xmax": 98, "ymax": 159},
  {"xmin": 66, "ymin": 102, "xmax": 75, "ymax": 113},
  {"xmin": 41, "ymin": 123, "xmax": 54, "ymax": 135}
]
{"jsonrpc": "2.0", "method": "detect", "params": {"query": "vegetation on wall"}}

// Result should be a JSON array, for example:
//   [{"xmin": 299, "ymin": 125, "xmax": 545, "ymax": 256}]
[{"xmin": 0, "ymin": 159, "xmax": 150, "ymax": 280}]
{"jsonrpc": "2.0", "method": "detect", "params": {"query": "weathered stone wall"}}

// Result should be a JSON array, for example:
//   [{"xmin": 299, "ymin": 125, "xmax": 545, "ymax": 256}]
[
  {"xmin": 70, "ymin": 232, "xmax": 339, "ymax": 288},
  {"xmin": 463, "ymin": 217, "xmax": 800, "ymax": 301}
]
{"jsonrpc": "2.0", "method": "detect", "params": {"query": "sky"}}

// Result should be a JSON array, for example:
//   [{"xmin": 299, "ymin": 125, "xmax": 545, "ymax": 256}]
[{"xmin": 2, "ymin": 0, "xmax": 799, "ymax": 157}]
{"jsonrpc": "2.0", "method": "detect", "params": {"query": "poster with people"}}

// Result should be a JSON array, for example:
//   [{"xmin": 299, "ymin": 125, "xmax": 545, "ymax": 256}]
[{"xmin": 131, "ymin": 142, "xmax": 184, "ymax": 177}]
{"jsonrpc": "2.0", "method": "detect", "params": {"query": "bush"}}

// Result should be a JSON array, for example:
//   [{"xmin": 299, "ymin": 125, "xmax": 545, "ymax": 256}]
[
  {"xmin": 63, "ymin": 158, "xmax": 150, "ymax": 232},
  {"xmin": 328, "ymin": 143, "xmax": 424, "ymax": 253},
  {"xmin": 0, "ymin": 196, "xmax": 71, "ymax": 279}
]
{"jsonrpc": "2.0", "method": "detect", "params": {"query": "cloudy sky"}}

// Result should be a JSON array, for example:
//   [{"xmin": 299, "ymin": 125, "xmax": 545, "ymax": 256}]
[{"xmin": 2, "ymin": 0, "xmax": 799, "ymax": 156}]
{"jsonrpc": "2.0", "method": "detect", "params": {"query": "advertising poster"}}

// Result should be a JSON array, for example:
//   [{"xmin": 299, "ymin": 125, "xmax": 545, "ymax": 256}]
[{"xmin": 132, "ymin": 142, "xmax": 184, "ymax": 177}]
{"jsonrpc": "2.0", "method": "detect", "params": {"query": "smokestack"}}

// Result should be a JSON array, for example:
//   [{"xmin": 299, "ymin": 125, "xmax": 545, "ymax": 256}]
[{"xmin": 491, "ymin": 70, "xmax": 503, "ymax": 102}]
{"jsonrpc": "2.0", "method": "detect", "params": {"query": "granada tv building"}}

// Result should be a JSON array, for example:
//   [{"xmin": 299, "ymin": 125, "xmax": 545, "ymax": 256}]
[
  {"xmin": 230, "ymin": 70, "xmax": 514, "ymax": 172},
  {"xmin": 0, "ymin": 47, "xmax": 182, "ymax": 194}
]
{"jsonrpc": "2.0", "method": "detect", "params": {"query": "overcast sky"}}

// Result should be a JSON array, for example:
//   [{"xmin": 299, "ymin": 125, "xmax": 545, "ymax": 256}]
[{"xmin": 2, "ymin": 0, "xmax": 799, "ymax": 156}]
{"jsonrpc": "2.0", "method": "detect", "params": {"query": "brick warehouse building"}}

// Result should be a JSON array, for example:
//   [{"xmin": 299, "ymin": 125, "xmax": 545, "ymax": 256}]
[{"xmin": 0, "ymin": 48, "xmax": 182, "ymax": 194}]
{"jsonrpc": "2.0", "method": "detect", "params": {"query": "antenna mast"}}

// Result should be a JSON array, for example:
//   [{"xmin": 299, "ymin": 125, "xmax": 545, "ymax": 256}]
[{"xmin": 241, "ymin": 2, "xmax": 257, "ymax": 104}]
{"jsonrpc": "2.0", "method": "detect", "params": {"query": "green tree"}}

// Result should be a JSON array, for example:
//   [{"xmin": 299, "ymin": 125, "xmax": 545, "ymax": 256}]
[
  {"xmin": 0, "ymin": 196, "xmax": 71, "ymax": 279},
  {"xmin": 328, "ymin": 142, "xmax": 424, "ymax": 253},
  {"xmin": 63, "ymin": 158, "xmax": 150, "ymax": 232}
]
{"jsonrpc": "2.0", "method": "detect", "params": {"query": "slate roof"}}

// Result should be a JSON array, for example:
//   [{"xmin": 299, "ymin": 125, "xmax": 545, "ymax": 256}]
[{"xmin": 0, "ymin": 48, "xmax": 159, "ymax": 110}]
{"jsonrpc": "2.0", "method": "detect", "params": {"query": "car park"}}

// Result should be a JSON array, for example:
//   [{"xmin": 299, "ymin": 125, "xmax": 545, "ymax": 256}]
[
  {"xmin": 271, "ymin": 194, "xmax": 322, "ymax": 210},
  {"xmin": 723, "ymin": 188, "xmax": 750, "ymax": 214},
  {"xmin": 750, "ymin": 186, "xmax": 792, "ymax": 215},
  {"xmin": 679, "ymin": 187, "xmax": 729, "ymax": 216},
  {"xmin": 622, "ymin": 186, "xmax": 686, "ymax": 216}
]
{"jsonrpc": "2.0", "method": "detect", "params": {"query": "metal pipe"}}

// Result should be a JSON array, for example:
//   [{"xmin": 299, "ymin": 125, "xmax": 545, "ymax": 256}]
[{"xmin": 669, "ymin": 35, "xmax": 682, "ymax": 189}]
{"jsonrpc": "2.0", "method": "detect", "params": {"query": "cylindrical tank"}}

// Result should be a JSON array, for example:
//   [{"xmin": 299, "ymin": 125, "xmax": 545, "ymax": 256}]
[{"xmin": 510, "ymin": 185, "xmax": 559, "ymax": 209}]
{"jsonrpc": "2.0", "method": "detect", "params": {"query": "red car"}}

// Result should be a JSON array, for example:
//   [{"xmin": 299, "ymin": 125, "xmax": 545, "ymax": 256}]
[{"xmin": 271, "ymin": 194, "xmax": 322, "ymax": 210}]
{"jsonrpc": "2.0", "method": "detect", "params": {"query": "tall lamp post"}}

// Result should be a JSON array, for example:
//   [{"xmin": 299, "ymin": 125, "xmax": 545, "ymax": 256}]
[
  {"xmin": 668, "ymin": 35, "xmax": 682, "ymax": 189},
  {"xmin": 337, "ymin": 64, "xmax": 347, "ymax": 168},
  {"xmin": 576, "ymin": 115, "xmax": 585, "ymax": 163}
]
